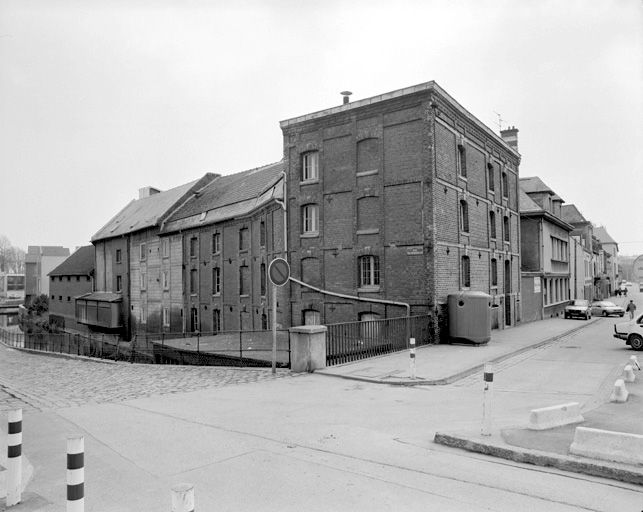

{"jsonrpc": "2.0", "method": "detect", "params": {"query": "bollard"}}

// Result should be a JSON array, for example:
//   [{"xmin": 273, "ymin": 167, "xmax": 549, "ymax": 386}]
[
  {"xmin": 481, "ymin": 362, "xmax": 494, "ymax": 436},
  {"xmin": 630, "ymin": 355, "xmax": 641, "ymax": 371},
  {"xmin": 623, "ymin": 364, "xmax": 636, "ymax": 383},
  {"xmin": 7, "ymin": 409, "xmax": 22, "ymax": 507},
  {"xmin": 409, "ymin": 337, "xmax": 416, "ymax": 379},
  {"xmin": 171, "ymin": 483, "xmax": 195, "ymax": 512},
  {"xmin": 609, "ymin": 379, "xmax": 629, "ymax": 403},
  {"xmin": 67, "ymin": 436, "xmax": 84, "ymax": 512}
]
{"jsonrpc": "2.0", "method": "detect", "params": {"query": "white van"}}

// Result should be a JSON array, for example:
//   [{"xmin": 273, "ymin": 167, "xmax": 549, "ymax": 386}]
[{"xmin": 613, "ymin": 313, "xmax": 643, "ymax": 350}]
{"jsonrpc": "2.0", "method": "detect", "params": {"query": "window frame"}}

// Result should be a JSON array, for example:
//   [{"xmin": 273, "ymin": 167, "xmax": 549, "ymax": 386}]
[
  {"xmin": 189, "ymin": 237, "xmax": 198, "ymax": 258},
  {"xmin": 116, "ymin": 249, "xmax": 122, "ymax": 264},
  {"xmin": 487, "ymin": 162, "xmax": 495, "ymax": 191},
  {"xmin": 491, "ymin": 258, "xmax": 498, "ymax": 287},
  {"xmin": 461, "ymin": 255, "xmax": 471, "ymax": 288},
  {"xmin": 212, "ymin": 232, "xmax": 221, "ymax": 254},
  {"xmin": 301, "ymin": 204, "xmax": 319, "ymax": 236},
  {"xmin": 459, "ymin": 200, "xmax": 469, "ymax": 233},
  {"xmin": 457, "ymin": 143, "xmax": 467, "ymax": 178},
  {"xmin": 302, "ymin": 151, "xmax": 319, "ymax": 182},
  {"xmin": 358, "ymin": 255, "xmax": 380, "ymax": 289},
  {"xmin": 239, "ymin": 227, "xmax": 249, "ymax": 252},
  {"xmin": 190, "ymin": 269, "xmax": 198, "ymax": 295},
  {"xmin": 140, "ymin": 243, "xmax": 146, "ymax": 261},
  {"xmin": 212, "ymin": 267, "xmax": 221, "ymax": 295},
  {"xmin": 489, "ymin": 210, "xmax": 496, "ymax": 239}
]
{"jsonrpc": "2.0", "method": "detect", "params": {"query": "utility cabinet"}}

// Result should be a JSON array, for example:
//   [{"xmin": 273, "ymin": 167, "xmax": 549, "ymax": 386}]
[{"xmin": 448, "ymin": 291, "xmax": 492, "ymax": 344}]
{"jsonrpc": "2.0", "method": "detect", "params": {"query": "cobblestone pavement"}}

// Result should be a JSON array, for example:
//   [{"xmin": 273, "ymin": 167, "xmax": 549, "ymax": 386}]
[{"xmin": 0, "ymin": 344, "xmax": 291, "ymax": 412}]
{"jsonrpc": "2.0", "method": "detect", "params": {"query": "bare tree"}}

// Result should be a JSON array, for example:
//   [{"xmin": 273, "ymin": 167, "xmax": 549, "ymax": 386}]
[{"xmin": 0, "ymin": 235, "xmax": 25, "ymax": 273}]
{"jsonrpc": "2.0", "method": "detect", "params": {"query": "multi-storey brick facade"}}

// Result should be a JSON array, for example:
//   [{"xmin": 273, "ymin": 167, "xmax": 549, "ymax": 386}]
[{"xmin": 280, "ymin": 82, "xmax": 521, "ymax": 339}]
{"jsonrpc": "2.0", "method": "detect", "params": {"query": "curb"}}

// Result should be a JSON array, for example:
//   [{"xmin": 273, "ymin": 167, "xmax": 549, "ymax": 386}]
[
  {"xmin": 317, "ymin": 320, "xmax": 596, "ymax": 386},
  {"xmin": 433, "ymin": 432, "xmax": 643, "ymax": 486}
]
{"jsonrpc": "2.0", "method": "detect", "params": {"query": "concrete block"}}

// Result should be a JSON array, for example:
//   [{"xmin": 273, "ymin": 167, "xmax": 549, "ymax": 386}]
[
  {"xmin": 623, "ymin": 365, "xmax": 636, "ymax": 383},
  {"xmin": 570, "ymin": 427, "xmax": 643, "ymax": 465},
  {"xmin": 527, "ymin": 402, "xmax": 584, "ymax": 430},
  {"xmin": 609, "ymin": 379, "xmax": 629, "ymax": 403},
  {"xmin": 289, "ymin": 325, "xmax": 327, "ymax": 373}
]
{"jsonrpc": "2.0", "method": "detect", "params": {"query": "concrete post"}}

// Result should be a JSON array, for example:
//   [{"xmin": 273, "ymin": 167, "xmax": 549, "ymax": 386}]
[
  {"xmin": 171, "ymin": 483, "xmax": 195, "ymax": 512},
  {"xmin": 289, "ymin": 325, "xmax": 327, "ymax": 373},
  {"xmin": 67, "ymin": 436, "xmax": 84, "ymax": 512},
  {"xmin": 6, "ymin": 409, "xmax": 22, "ymax": 507},
  {"xmin": 409, "ymin": 337, "xmax": 416, "ymax": 379}
]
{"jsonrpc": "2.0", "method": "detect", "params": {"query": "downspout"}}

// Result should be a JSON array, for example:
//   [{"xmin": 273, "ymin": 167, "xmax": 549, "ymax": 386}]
[{"xmin": 275, "ymin": 171, "xmax": 287, "ymax": 256}]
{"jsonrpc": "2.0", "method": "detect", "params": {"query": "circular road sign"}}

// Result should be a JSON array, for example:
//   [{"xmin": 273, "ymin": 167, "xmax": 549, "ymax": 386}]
[{"xmin": 268, "ymin": 258, "xmax": 290, "ymax": 287}]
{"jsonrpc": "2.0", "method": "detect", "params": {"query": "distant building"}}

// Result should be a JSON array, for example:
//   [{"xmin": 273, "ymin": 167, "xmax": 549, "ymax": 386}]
[
  {"xmin": 24, "ymin": 246, "xmax": 70, "ymax": 301},
  {"xmin": 594, "ymin": 226, "xmax": 618, "ymax": 293},
  {"xmin": 48, "ymin": 246, "xmax": 95, "ymax": 333},
  {"xmin": 561, "ymin": 205, "xmax": 596, "ymax": 300},
  {"xmin": 518, "ymin": 177, "xmax": 574, "ymax": 321},
  {"xmin": 279, "ymin": 81, "xmax": 521, "ymax": 338}
]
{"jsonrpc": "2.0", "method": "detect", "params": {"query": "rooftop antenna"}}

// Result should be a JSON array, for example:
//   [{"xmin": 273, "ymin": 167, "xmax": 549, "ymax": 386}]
[{"xmin": 494, "ymin": 111, "xmax": 505, "ymax": 132}]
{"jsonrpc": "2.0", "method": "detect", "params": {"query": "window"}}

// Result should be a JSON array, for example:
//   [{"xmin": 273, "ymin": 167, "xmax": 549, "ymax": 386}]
[
  {"xmin": 163, "ymin": 307, "xmax": 170, "ymax": 327},
  {"xmin": 239, "ymin": 228, "xmax": 249, "ymax": 251},
  {"xmin": 489, "ymin": 211, "xmax": 496, "ymax": 239},
  {"xmin": 457, "ymin": 143, "xmax": 467, "ymax": 178},
  {"xmin": 141, "ymin": 306, "xmax": 147, "ymax": 324},
  {"xmin": 212, "ymin": 233, "xmax": 221, "ymax": 254},
  {"xmin": 140, "ymin": 272, "xmax": 146, "ymax": 290},
  {"xmin": 67, "ymin": 296, "xmax": 71, "ymax": 302},
  {"xmin": 116, "ymin": 275, "xmax": 122, "ymax": 292},
  {"xmin": 491, "ymin": 258, "xmax": 498, "ymax": 287},
  {"xmin": 140, "ymin": 243, "xmax": 146, "ymax": 261},
  {"xmin": 503, "ymin": 215, "xmax": 510, "ymax": 242},
  {"xmin": 213, "ymin": 309, "xmax": 221, "ymax": 333},
  {"xmin": 51, "ymin": 295, "xmax": 54, "ymax": 300},
  {"xmin": 459, "ymin": 200, "xmax": 469, "ymax": 232},
  {"xmin": 190, "ymin": 269, "xmax": 198, "ymax": 295},
  {"xmin": 212, "ymin": 267, "xmax": 221, "ymax": 295},
  {"xmin": 162, "ymin": 238, "xmax": 170, "ymax": 258},
  {"xmin": 301, "ymin": 204, "xmax": 319, "ymax": 235},
  {"xmin": 461, "ymin": 256, "xmax": 471, "ymax": 288},
  {"xmin": 359, "ymin": 255, "xmax": 380, "ymax": 288},
  {"xmin": 239, "ymin": 265, "xmax": 249, "ymax": 295},
  {"xmin": 260, "ymin": 221, "xmax": 266, "ymax": 247},
  {"xmin": 59, "ymin": 296, "xmax": 62, "ymax": 301},
  {"xmin": 487, "ymin": 162, "xmax": 495, "ymax": 191},
  {"xmin": 302, "ymin": 151, "xmax": 319, "ymax": 182},
  {"xmin": 260, "ymin": 263, "xmax": 266, "ymax": 296},
  {"xmin": 261, "ymin": 313, "xmax": 268, "ymax": 330},
  {"xmin": 76, "ymin": 276, "xmax": 80, "ymax": 282},
  {"xmin": 502, "ymin": 172, "xmax": 508, "ymax": 198},
  {"xmin": 67, "ymin": 276, "xmax": 71, "ymax": 281},
  {"xmin": 190, "ymin": 237, "xmax": 198, "ymax": 258},
  {"xmin": 116, "ymin": 249, "xmax": 122, "ymax": 263},
  {"xmin": 162, "ymin": 271, "xmax": 169, "ymax": 290}
]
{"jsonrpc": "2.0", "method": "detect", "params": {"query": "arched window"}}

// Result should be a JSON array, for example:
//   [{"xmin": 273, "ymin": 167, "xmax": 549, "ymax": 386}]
[
  {"xmin": 503, "ymin": 215, "xmax": 510, "ymax": 242},
  {"xmin": 459, "ymin": 200, "xmax": 469, "ymax": 232}
]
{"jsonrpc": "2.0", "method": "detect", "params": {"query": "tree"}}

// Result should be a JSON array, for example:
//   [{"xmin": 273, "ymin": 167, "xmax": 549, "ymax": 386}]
[{"xmin": 0, "ymin": 235, "xmax": 25, "ymax": 273}]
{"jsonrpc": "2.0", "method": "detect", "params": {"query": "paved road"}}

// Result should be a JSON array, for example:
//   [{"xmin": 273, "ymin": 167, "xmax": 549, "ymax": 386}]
[{"xmin": 0, "ymin": 345, "xmax": 291, "ymax": 413}]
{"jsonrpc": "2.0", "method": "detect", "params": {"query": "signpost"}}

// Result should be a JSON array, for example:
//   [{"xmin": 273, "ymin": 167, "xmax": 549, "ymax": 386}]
[{"xmin": 268, "ymin": 258, "xmax": 290, "ymax": 373}]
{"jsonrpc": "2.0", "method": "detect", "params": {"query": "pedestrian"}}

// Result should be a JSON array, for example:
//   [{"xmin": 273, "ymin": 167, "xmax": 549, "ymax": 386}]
[{"xmin": 625, "ymin": 300, "xmax": 637, "ymax": 320}]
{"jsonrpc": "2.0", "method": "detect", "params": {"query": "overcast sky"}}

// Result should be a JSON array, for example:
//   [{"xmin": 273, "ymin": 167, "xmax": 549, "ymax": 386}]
[{"xmin": 1, "ymin": 0, "xmax": 641, "ymax": 256}]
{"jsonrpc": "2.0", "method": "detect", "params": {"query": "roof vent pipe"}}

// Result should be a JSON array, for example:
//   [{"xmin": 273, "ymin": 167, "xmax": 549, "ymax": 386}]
[{"xmin": 341, "ymin": 91, "xmax": 352, "ymax": 105}]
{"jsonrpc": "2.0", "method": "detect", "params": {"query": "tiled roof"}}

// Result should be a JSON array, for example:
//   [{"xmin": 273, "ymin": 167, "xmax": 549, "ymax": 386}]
[
  {"xmin": 161, "ymin": 162, "xmax": 284, "ymax": 233},
  {"xmin": 519, "ymin": 189, "xmax": 542, "ymax": 213},
  {"xmin": 561, "ymin": 204, "xmax": 588, "ymax": 224},
  {"xmin": 594, "ymin": 226, "xmax": 618, "ymax": 245},
  {"xmin": 519, "ymin": 176, "xmax": 554, "ymax": 195},
  {"xmin": 48, "ymin": 246, "xmax": 95, "ymax": 277},
  {"xmin": 91, "ymin": 174, "xmax": 217, "ymax": 242}
]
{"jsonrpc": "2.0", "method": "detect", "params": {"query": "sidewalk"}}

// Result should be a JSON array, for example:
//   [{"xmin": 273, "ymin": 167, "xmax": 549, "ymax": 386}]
[{"xmin": 317, "ymin": 317, "xmax": 643, "ymax": 484}]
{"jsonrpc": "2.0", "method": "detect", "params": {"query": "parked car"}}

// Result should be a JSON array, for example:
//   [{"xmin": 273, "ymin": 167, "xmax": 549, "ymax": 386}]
[
  {"xmin": 564, "ymin": 299, "xmax": 592, "ymax": 320},
  {"xmin": 590, "ymin": 301, "xmax": 625, "ymax": 317},
  {"xmin": 613, "ymin": 313, "xmax": 643, "ymax": 351}
]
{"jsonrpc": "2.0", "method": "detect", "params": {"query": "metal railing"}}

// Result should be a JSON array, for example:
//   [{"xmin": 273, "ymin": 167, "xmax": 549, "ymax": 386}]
[
  {"xmin": 0, "ymin": 328, "xmax": 291, "ymax": 368},
  {"xmin": 325, "ymin": 314, "xmax": 433, "ymax": 366}
]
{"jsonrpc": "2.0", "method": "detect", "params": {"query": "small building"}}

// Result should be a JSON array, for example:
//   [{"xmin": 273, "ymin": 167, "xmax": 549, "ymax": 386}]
[
  {"xmin": 519, "ymin": 177, "xmax": 574, "ymax": 321},
  {"xmin": 594, "ymin": 226, "xmax": 618, "ymax": 294},
  {"xmin": 561, "ymin": 205, "xmax": 595, "ymax": 301},
  {"xmin": 48, "ymin": 245, "xmax": 95, "ymax": 333},
  {"xmin": 24, "ymin": 246, "xmax": 70, "ymax": 301}
]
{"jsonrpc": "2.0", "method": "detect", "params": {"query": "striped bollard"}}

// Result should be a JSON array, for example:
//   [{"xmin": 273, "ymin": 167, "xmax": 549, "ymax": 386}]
[
  {"xmin": 409, "ymin": 337, "xmax": 416, "ymax": 379},
  {"xmin": 630, "ymin": 355, "xmax": 641, "ymax": 371},
  {"xmin": 7, "ymin": 409, "xmax": 22, "ymax": 506},
  {"xmin": 171, "ymin": 483, "xmax": 195, "ymax": 512},
  {"xmin": 67, "ymin": 436, "xmax": 84, "ymax": 512},
  {"xmin": 481, "ymin": 363, "xmax": 494, "ymax": 436}
]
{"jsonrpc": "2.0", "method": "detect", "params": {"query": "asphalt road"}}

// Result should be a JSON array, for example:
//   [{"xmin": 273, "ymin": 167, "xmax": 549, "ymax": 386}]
[{"xmin": 1, "ymin": 304, "xmax": 642, "ymax": 511}]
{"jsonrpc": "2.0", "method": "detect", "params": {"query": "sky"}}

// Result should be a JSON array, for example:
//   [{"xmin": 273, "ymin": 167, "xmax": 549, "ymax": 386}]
[{"xmin": 0, "ymin": 0, "xmax": 641, "ymax": 256}]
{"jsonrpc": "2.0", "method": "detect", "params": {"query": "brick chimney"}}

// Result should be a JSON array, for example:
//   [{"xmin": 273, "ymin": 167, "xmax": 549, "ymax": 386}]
[
  {"xmin": 500, "ymin": 126, "xmax": 519, "ymax": 151},
  {"xmin": 138, "ymin": 186, "xmax": 161, "ymax": 199}
]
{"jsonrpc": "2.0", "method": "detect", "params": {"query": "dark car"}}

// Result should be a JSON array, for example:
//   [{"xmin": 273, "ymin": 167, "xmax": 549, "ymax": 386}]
[
  {"xmin": 590, "ymin": 301, "xmax": 625, "ymax": 317},
  {"xmin": 564, "ymin": 299, "xmax": 592, "ymax": 320}
]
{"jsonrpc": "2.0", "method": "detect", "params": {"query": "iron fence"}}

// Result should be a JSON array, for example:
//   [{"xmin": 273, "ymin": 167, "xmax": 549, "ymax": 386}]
[
  {"xmin": 325, "ymin": 314, "xmax": 433, "ymax": 366},
  {"xmin": 0, "ymin": 328, "xmax": 290, "ymax": 368}
]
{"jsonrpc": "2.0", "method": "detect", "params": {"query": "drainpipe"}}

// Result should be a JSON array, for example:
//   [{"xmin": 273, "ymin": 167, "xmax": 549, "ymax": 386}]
[
  {"xmin": 289, "ymin": 276, "xmax": 413, "ymax": 346},
  {"xmin": 275, "ymin": 171, "xmax": 287, "ymax": 256}
]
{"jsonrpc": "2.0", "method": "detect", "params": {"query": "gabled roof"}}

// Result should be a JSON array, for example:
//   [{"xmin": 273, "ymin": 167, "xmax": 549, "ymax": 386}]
[
  {"xmin": 594, "ymin": 226, "xmax": 618, "ymax": 246},
  {"xmin": 92, "ymin": 173, "xmax": 217, "ymax": 242},
  {"xmin": 519, "ymin": 176, "xmax": 554, "ymax": 195},
  {"xmin": 561, "ymin": 204, "xmax": 589, "ymax": 224},
  {"xmin": 48, "ymin": 246, "xmax": 95, "ymax": 277},
  {"xmin": 161, "ymin": 162, "xmax": 284, "ymax": 233},
  {"xmin": 519, "ymin": 189, "xmax": 542, "ymax": 213}
]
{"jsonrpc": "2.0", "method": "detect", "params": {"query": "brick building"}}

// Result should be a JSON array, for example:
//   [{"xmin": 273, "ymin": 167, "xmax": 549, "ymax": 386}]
[
  {"xmin": 24, "ymin": 246, "xmax": 70, "ymax": 302},
  {"xmin": 88, "ymin": 174, "xmax": 217, "ymax": 339},
  {"xmin": 561, "ymin": 204, "xmax": 596, "ymax": 300},
  {"xmin": 48, "ymin": 245, "xmax": 94, "ymax": 332},
  {"xmin": 279, "ymin": 81, "xmax": 521, "ymax": 339},
  {"xmin": 159, "ymin": 162, "xmax": 286, "ymax": 334},
  {"xmin": 519, "ymin": 178, "xmax": 573, "ymax": 322}
]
